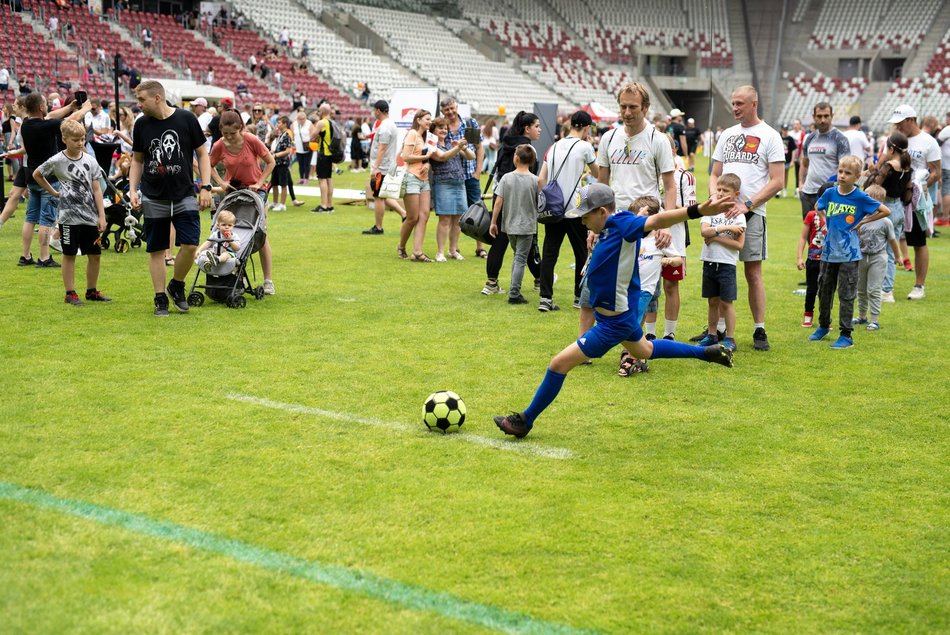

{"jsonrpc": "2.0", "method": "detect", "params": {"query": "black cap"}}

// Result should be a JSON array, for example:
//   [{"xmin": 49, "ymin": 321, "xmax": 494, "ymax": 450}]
[
  {"xmin": 372, "ymin": 99, "xmax": 389, "ymax": 113},
  {"xmin": 570, "ymin": 110, "xmax": 593, "ymax": 128},
  {"xmin": 849, "ymin": 115, "xmax": 861, "ymax": 126}
]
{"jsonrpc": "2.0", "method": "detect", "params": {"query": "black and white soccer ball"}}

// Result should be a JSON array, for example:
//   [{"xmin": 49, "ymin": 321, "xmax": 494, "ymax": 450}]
[{"xmin": 423, "ymin": 391, "xmax": 466, "ymax": 433}]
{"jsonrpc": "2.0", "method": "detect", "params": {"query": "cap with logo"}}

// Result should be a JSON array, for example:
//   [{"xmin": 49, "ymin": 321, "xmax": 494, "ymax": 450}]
[
  {"xmin": 570, "ymin": 110, "xmax": 593, "ymax": 128},
  {"xmin": 564, "ymin": 183, "xmax": 615, "ymax": 218},
  {"xmin": 887, "ymin": 104, "xmax": 917, "ymax": 124}
]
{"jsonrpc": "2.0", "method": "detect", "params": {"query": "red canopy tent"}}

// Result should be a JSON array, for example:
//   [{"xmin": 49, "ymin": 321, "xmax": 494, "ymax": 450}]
[{"xmin": 581, "ymin": 102, "xmax": 619, "ymax": 121}]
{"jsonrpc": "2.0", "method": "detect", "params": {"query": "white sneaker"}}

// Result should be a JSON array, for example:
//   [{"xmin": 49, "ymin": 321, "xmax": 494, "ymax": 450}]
[
  {"xmin": 435, "ymin": 253, "xmax": 447, "ymax": 263},
  {"xmin": 907, "ymin": 285, "xmax": 925, "ymax": 300},
  {"xmin": 449, "ymin": 251, "xmax": 464, "ymax": 260},
  {"xmin": 262, "ymin": 279, "xmax": 275, "ymax": 295},
  {"xmin": 267, "ymin": 202, "xmax": 276, "ymax": 210},
  {"xmin": 49, "ymin": 237, "xmax": 63, "ymax": 252},
  {"xmin": 881, "ymin": 291, "xmax": 895, "ymax": 303}
]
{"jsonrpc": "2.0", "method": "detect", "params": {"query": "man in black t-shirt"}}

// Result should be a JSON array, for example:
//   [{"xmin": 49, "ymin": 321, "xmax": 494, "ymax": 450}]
[
  {"xmin": 18, "ymin": 92, "xmax": 91, "ymax": 267},
  {"xmin": 668, "ymin": 108, "xmax": 688, "ymax": 165},
  {"xmin": 129, "ymin": 80, "xmax": 212, "ymax": 317},
  {"xmin": 683, "ymin": 117, "xmax": 701, "ymax": 172}
]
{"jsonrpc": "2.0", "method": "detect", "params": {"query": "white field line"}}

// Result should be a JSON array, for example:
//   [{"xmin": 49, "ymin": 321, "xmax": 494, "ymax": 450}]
[{"xmin": 227, "ymin": 393, "xmax": 575, "ymax": 460}]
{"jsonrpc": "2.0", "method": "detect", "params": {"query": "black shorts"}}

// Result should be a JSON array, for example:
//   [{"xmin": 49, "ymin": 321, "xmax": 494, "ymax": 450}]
[
  {"xmin": 702, "ymin": 261, "xmax": 738, "ymax": 302},
  {"xmin": 370, "ymin": 172, "xmax": 384, "ymax": 198},
  {"xmin": 905, "ymin": 212, "xmax": 927, "ymax": 247},
  {"xmin": 13, "ymin": 165, "xmax": 26, "ymax": 188},
  {"xmin": 315, "ymin": 154, "xmax": 333, "ymax": 179},
  {"xmin": 271, "ymin": 164, "xmax": 291, "ymax": 187},
  {"xmin": 144, "ymin": 210, "xmax": 201, "ymax": 252},
  {"xmin": 60, "ymin": 223, "xmax": 102, "ymax": 256}
]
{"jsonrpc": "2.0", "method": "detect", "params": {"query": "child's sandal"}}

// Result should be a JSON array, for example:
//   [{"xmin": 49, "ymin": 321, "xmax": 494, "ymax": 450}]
[
  {"xmin": 618, "ymin": 352, "xmax": 635, "ymax": 377},
  {"xmin": 475, "ymin": 248, "xmax": 488, "ymax": 259}
]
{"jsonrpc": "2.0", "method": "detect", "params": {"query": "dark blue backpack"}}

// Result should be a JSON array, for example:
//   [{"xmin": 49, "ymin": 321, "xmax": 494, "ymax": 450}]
[{"xmin": 537, "ymin": 139, "xmax": 582, "ymax": 224}]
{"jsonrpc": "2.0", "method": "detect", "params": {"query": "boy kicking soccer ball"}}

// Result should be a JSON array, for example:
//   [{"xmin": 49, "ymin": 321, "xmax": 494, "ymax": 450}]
[{"xmin": 493, "ymin": 183, "xmax": 736, "ymax": 438}]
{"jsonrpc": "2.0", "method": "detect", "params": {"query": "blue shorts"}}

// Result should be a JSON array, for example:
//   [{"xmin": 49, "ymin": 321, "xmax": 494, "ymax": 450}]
[
  {"xmin": 576, "ymin": 309, "xmax": 643, "ymax": 359},
  {"xmin": 26, "ymin": 182, "xmax": 59, "ymax": 227},
  {"xmin": 702, "ymin": 261, "xmax": 738, "ymax": 302}
]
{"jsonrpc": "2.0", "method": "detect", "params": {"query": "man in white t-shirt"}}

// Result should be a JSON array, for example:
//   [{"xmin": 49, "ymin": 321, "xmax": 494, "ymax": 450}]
[
  {"xmin": 0, "ymin": 67, "xmax": 9, "ymax": 95},
  {"xmin": 709, "ymin": 85, "xmax": 784, "ymax": 351},
  {"xmin": 889, "ymin": 104, "xmax": 941, "ymax": 299},
  {"xmin": 363, "ymin": 100, "xmax": 400, "ymax": 235},
  {"xmin": 843, "ymin": 115, "xmax": 872, "ymax": 168},
  {"xmin": 596, "ymin": 82, "xmax": 676, "ymax": 213},
  {"xmin": 191, "ymin": 97, "xmax": 212, "ymax": 152},
  {"xmin": 84, "ymin": 99, "xmax": 113, "ymax": 143},
  {"xmin": 537, "ymin": 110, "xmax": 598, "ymax": 311}
]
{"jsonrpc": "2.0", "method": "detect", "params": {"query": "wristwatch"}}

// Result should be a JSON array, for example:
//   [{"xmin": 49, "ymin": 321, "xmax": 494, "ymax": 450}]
[
  {"xmin": 200, "ymin": 184, "xmax": 212, "ymax": 191},
  {"xmin": 744, "ymin": 199, "xmax": 754, "ymax": 210}
]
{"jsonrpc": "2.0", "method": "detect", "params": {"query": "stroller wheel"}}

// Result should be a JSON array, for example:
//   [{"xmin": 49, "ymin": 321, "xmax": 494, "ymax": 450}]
[
  {"xmin": 235, "ymin": 296, "xmax": 247, "ymax": 309},
  {"xmin": 115, "ymin": 239, "xmax": 130, "ymax": 253},
  {"xmin": 187, "ymin": 292, "xmax": 205, "ymax": 307},
  {"xmin": 254, "ymin": 286, "xmax": 265, "ymax": 300},
  {"xmin": 131, "ymin": 237, "xmax": 142, "ymax": 248}
]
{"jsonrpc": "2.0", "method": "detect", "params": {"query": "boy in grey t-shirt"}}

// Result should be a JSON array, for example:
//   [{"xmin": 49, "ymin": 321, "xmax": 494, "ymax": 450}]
[
  {"xmin": 490, "ymin": 144, "xmax": 538, "ymax": 304},
  {"xmin": 33, "ymin": 119, "xmax": 109, "ymax": 305},
  {"xmin": 855, "ymin": 185, "xmax": 901, "ymax": 330}
]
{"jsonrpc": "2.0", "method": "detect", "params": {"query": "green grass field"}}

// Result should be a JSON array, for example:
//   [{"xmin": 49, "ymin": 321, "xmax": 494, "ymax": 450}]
[{"xmin": 1, "ymin": 158, "xmax": 947, "ymax": 634}]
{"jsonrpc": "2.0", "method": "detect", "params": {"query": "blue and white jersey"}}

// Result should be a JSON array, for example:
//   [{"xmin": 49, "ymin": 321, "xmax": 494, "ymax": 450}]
[{"xmin": 585, "ymin": 211, "xmax": 648, "ymax": 312}]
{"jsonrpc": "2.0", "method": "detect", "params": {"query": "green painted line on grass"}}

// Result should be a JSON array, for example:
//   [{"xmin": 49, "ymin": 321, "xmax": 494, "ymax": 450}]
[{"xmin": 0, "ymin": 481, "xmax": 597, "ymax": 635}]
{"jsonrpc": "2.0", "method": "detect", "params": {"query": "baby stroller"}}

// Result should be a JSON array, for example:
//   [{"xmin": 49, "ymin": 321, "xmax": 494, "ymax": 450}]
[
  {"xmin": 187, "ymin": 189, "xmax": 267, "ymax": 309},
  {"xmin": 99, "ymin": 174, "xmax": 145, "ymax": 253}
]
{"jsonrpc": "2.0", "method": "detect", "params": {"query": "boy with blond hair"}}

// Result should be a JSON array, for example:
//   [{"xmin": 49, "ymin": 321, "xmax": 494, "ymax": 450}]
[
  {"xmin": 809, "ymin": 156, "xmax": 891, "ymax": 348},
  {"xmin": 32, "ymin": 119, "xmax": 109, "ymax": 305},
  {"xmin": 855, "ymin": 184, "xmax": 901, "ymax": 331}
]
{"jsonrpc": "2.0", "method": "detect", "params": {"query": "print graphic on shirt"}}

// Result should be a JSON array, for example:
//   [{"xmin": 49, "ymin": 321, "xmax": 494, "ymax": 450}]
[
  {"xmin": 825, "ymin": 201, "xmax": 857, "ymax": 219},
  {"xmin": 61, "ymin": 160, "xmax": 95, "ymax": 212},
  {"xmin": 146, "ymin": 130, "xmax": 183, "ymax": 176},
  {"xmin": 609, "ymin": 141, "xmax": 648, "ymax": 166},
  {"xmin": 722, "ymin": 134, "xmax": 761, "ymax": 163}
]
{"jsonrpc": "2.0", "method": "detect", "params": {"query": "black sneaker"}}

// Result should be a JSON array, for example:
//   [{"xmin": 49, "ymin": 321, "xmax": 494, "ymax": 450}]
[
  {"xmin": 538, "ymin": 298, "xmax": 560, "ymax": 312},
  {"xmin": 35, "ymin": 257, "xmax": 61, "ymax": 268},
  {"xmin": 572, "ymin": 296, "xmax": 581, "ymax": 309},
  {"xmin": 17, "ymin": 255, "xmax": 35, "ymax": 266},
  {"xmin": 64, "ymin": 291, "xmax": 84, "ymax": 306},
  {"xmin": 154, "ymin": 294, "xmax": 170, "ymax": 317},
  {"xmin": 166, "ymin": 281, "xmax": 189, "ymax": 312},
  {"xmin": 508, "ymin": 294, "xmax": 528, "ymax": 305},
  {"xmin": 704, "ymin": 344, "xmax": 734, "ymax": 368},
  {"xmin": 85, "ymin": 289, "xmax": 112, "ymax": 302},
  {"xmin": 645, "ymin": 333, "xmax": 656, "ymax": 341},
  {"xmin": 362, "ymin": 226, "xmax": 384, "ymax": 235},
  {"xmin": 494, "ymin": 412, "xmax": 531, "ymax": 438},
  {"xmin": 662, "ymin": 333, "xmax": 675, "ymax": 341},
  {"xmin": 752, "ymin": 327, "xmax": 770, "ymax": 351}
]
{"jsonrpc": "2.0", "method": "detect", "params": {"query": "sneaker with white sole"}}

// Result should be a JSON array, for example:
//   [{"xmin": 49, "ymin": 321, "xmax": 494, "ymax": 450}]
[
  {"xmin": 481, "ymin": 280, "xmax": 505, "ymax": 295},
  {"xmin": 262, "ymin": 280, "xmax": 275, "ymax": 295},
  {"xmin": 881, "ymin": 291, "xmax": 895, "ymax": 303},
  {"xmin": 538, "ymin": 298, "xmax": 560, "ymax": 312},
  {"xmin": 435, "ymin": 253, "xmax": 448, "ymax": 263},
  {"xmin": 907, "ymin": 285, "xmax": 925, "ymax": 300}
]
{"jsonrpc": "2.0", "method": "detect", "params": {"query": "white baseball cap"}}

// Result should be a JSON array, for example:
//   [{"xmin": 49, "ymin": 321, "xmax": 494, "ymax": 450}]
[
  {"xmin": 670, "ymin": 108, "xmax": 685, "ymax": 118},
  {"xmin": 192, "ymin": 97, "xmax": 208, "ymax": 108},
  {"xmin": 887, "ymin": 104, "xmax": 916, "ymax": 124}
]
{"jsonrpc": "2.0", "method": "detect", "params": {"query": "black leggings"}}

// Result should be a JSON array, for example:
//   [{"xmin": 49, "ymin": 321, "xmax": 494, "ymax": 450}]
[
  {"xmin": 804, "ymin": 257, "xmax": 820, "ymax": 313},
  {"xmin": 539, "ymin": 218, "xmax": 587, "ymax": 299},
  {"xmin": 486, "ymin": 209, "xmax": 540, "ymax": 281},
  {"xmin": 297, "ymin": 151, "xmax": 312, "ymax": 181}
]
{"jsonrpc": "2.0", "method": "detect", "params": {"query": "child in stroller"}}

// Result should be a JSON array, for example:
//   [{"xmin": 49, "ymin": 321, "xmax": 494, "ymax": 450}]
[{"xmin": 195, "ymin": 209, "xmax": 240, "ymax": 275}]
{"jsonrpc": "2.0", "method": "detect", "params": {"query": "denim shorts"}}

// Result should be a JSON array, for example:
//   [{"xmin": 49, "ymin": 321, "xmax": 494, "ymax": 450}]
[
  {"xmin": 433, "ymin": 179, "xmax": 466, "ymax": 215},
  {"xmin": 942, "ymin": 169, "xmax": 950, "ymax": 197},
  {"xmin": 26, "ymin": 182, "xmax": 59, "ymax": 227},
  {"xmin": 576, "ymin": 309, "xmax": 643, "ymax": 359},
  {"xmin": 405, "ymin": 172, "xmax": 430, "ymax": 195}
]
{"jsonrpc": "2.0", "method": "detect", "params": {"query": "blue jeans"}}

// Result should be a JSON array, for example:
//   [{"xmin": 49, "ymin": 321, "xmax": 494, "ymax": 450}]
[
  {"xmin": 25, "ymin": 182, "xmax": 60, "ymax": 226},
  {"xmin": 508, "ymin": 233, "xmax": 533, "ymax": 297},
  {"xmin": 463, "ymin": 176, "xmax": 481, "ymax": 207}
]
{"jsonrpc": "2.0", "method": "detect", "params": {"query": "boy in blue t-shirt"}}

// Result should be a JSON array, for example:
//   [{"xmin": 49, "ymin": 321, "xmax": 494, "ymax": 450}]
[
  {"xmin": 493, "ymin": 183, "xmax": 736, "ymax": 439},
  {"xmin": 809, "ymin": 156, "xmax": 890, "ymax": 349}
]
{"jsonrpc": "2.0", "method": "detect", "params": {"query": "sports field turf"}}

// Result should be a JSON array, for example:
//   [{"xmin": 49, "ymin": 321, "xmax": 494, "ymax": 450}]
[{"xmin": 1, "ymin": 158, "xmax": 947, "ymax": 633}]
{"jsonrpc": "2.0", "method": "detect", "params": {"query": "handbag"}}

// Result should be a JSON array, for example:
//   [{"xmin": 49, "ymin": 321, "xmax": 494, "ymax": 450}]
[
  {"xmin": 537, "ymin": 139, "xmax": 582, "ymax": 224},
  {"xmin": 378, "ymin": 167, "xmax": 406, "ymax": 199},
  {"xmin": 460, "ymin": 163, "xmax": 498, "ymax": 244}
]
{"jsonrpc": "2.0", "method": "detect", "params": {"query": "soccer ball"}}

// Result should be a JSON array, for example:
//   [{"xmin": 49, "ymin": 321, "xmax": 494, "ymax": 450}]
[{"xmin": 423, "ymin": 391, "xmax": 466, "ymax": 433}]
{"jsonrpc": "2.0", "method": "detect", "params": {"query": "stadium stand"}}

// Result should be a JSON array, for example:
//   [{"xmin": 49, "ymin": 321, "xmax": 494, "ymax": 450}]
[
  {"xmin": 776, "ymin": 73, "xmax": 867, "ymax": 126},
  {"xmin": 337, "ymin": 2, "xmax": 562, "ymax": 112},
  {"xmin": 233, "ymin": 0, "xmax": 427, "ymax": 107},
  {"xmin": 0, "ymin": 4, "xmax": 80, "ymax": 96},
  {"xmin": 115, "ymin": 9, "xmax": 288, "ymax": 108},
  {"xmin": 212, "ymin": 24, "xmax": 366, "ymax": 119},
  {"xmin": 808, "ymin": 0, "xmax": 942, "ymax": 50}
]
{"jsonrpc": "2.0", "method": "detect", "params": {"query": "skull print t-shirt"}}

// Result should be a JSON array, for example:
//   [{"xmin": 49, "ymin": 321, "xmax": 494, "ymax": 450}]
[
  {"xmin": 132, "ymin": 108, "xmax": 205, "ymax": 201},
  {"xmin": 36, "ymin": 151, "xmax": 100, "ymax": 226}
]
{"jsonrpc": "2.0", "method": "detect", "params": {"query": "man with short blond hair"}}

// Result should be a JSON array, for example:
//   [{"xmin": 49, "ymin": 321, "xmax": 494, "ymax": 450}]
[{"xmin": 709, "ymin": 85, "xmax": 784, "ymax": 351}]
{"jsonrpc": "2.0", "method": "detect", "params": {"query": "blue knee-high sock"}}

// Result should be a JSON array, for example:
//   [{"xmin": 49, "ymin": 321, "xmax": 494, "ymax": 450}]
[
  {"xmin": 522, "ymin": 368, "xmax": 567, "ymax": 426},
  {"xmin": 649, "ymin": 338, "xmax": 706, "ymax": 360}
]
